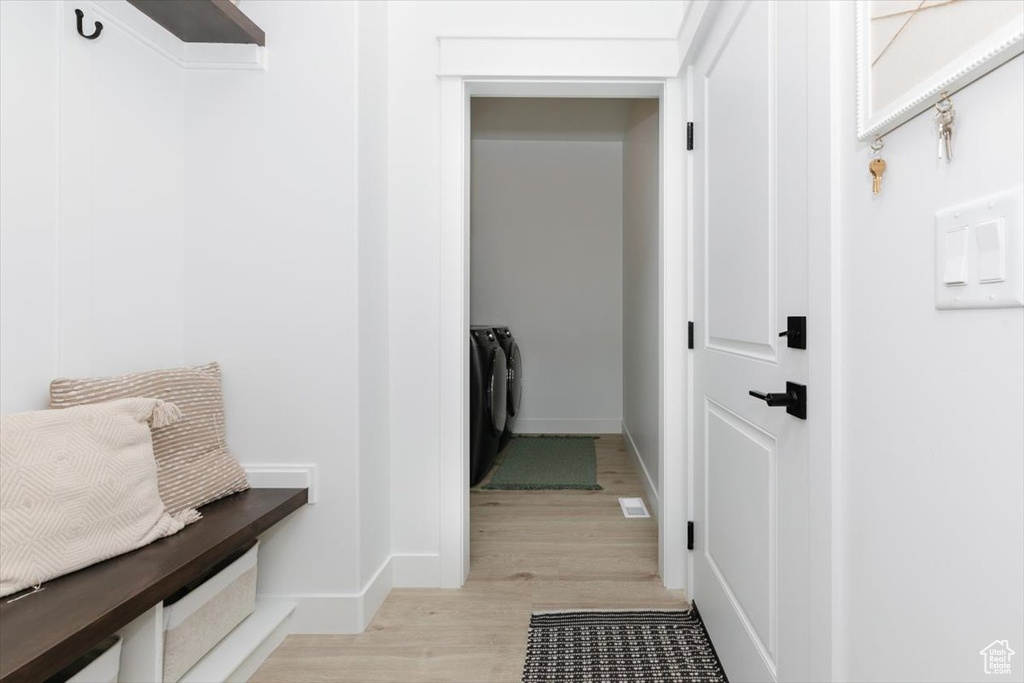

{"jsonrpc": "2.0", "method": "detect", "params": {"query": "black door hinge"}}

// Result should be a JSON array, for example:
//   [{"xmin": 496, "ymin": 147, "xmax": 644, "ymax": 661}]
[
  {"xmin": 686, "ymin": 122, "xmax": 694, "ymax": 151},
  {"xmin": 688, "ymin": 321, "xmax": 694, "ymax": 349},
  {"xmin": 687, "ymin": 521, "xmax": 695, "ymax": 550}
]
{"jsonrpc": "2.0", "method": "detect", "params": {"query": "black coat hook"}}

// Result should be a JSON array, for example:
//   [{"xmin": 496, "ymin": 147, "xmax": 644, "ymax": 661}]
[{"xmin": 75, "ymin": 9, "xmax": 103, "ymax": 40}]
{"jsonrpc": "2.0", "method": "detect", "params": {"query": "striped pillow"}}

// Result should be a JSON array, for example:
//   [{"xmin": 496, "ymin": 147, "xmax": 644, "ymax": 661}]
[{"xmin": 50, "ymin": 363, "xmax": 249, "ymax": 515}]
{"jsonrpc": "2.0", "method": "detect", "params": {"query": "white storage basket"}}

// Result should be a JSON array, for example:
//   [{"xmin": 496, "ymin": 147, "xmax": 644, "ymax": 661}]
[{"xmin": 162, "ymin": 542, "xmax": 258, "ymax": 682}]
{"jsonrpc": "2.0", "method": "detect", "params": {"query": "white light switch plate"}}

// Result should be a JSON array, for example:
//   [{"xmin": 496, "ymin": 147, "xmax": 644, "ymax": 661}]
[{"xmin": 935, "ymin": 186, "xmax": 1024, "ymax": 310}]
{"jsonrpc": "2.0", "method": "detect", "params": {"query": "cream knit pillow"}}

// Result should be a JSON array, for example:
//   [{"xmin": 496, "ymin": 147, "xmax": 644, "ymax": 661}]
[
  {"xmin": 0, "ymin": 398, "xmax": 198, "ymax": 598},
  {"xmin": 50, "ymin": 363, "xmax": 249, "ymax": 515}
]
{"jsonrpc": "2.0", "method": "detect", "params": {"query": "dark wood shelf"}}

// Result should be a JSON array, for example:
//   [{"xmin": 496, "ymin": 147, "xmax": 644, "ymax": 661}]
[
  {"xmin": 127, "ymin": 0, "xmax": 265, "ymax": 46},
  {"xmin": 0, "ymin": 487, "xmax": 306, "ymax": 683}
]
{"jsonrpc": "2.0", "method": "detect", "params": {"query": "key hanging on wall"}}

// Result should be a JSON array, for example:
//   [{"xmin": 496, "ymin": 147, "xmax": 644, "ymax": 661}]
[
  {"xmin": 869, "ymin": 136, "xmax": 887, "ymax": 195},
  {"xmin": 935, "ymin": 92, "xmax": 956, "ymax": 163}
]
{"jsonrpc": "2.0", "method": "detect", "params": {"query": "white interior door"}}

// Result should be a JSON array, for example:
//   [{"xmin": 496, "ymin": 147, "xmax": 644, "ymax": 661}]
[{"xmin": 690, "ymin": 1, "xmax": 811, "ymax": 681}]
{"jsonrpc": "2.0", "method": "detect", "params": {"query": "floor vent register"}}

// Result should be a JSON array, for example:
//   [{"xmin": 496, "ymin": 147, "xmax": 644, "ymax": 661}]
[{"xmin": 618, "ymin": 497, "xmax": 650, "ymax": 518}]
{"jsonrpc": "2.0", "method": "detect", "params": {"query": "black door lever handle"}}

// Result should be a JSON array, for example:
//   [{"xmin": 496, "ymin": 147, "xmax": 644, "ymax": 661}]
[
  {"xmin": 748, "ymin": 382, "xmax": 807, "ymax": 419},
  {"xmin": 748, "ymin": 389, "xmax": 796, "ymax": 407}
]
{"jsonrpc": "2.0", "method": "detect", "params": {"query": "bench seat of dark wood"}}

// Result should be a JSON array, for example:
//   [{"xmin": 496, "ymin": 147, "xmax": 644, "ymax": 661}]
[{"xmin": 0, "ymin": 487, "xmax": 307, "ymax": 683}]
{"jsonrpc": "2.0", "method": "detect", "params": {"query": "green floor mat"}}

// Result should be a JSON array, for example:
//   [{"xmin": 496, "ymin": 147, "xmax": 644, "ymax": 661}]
[{"xmin": 482, "ymin": 436, "xmax": 602, "ymax": 490}]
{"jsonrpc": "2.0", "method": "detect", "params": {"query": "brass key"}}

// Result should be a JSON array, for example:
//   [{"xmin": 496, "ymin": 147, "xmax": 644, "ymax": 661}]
[{"xmin": 869, "ymin": 157, "xmax": 886, "ymax": 195}]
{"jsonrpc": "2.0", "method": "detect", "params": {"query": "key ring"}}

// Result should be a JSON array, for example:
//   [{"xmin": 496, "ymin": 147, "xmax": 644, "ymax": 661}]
[
  {"xmin": 935, "ymin": 92, "xmax": 953, "ymax": 114},
  {"xmin": 870, "ymin": 136, "xmax": 884, "ymax": 158}
]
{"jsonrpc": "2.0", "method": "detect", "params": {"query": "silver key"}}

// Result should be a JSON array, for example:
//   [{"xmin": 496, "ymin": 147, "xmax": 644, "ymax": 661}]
[
  {"xmin": 938, "ymin": 110, "xmax": 954, "ymax": 161},
  {"xmin": 935, "ymin": 97, "xmax": 955, "ymax": 162}
]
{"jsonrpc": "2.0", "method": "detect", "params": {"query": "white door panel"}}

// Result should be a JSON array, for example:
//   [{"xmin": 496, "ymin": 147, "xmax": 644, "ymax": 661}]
[
  {"xmin": 691, "ymin": 1, "xmax": 811, "ymax": 681},
  {"xmin": 706, "ymin": 400, "xmax": 775, "ymax": 648},
  {"xmin": 706, "ymin": 0, "xmax": 775, "ymax": 354}
]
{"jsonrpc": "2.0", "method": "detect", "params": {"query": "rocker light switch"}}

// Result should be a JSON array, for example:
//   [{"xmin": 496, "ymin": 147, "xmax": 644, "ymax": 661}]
[
  {"xmin": 935, "ymin": 186, "xmax": 1024, "ymax": 310},
  {"xmin": 943, "ymin": 226, "xmax": 968, "ymax": 285},
  {"xmin": 975, "ymin": 219, "xmax": 1005, "ymax": 283}
]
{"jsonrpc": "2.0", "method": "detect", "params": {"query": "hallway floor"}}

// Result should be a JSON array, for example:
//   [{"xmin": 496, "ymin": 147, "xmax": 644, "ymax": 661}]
[{"xmin": 251, "ymin": 434, "xmax": 687, "ymax": 682}]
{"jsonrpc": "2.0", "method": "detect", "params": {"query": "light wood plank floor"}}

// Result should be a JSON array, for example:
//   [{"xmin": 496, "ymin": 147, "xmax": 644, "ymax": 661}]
[{"xmin": 250, "ymin": 434, "xmax": 687, "ymax": 682}]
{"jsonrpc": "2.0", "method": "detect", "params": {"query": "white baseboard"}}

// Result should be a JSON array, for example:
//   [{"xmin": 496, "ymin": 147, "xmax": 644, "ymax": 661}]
[
  {"xmin": 242, "ymin": 463, "xmax": 318, "ymax": 504},
  {"xmin": 515, "ymin": 418, "xmax": 622, "ymax": 435},
  {"xmin": 358, "ymin": 558, "xmax": 393, "ymax": 632},
  {"xmin": 259, "ymin": 553, "xmax": 414, "ymax": 635},
  {"xmin": 392, "ymin": 553, "xmax": 441, "ymax": 588},
  {"xmin": 259, "ymin": 594, "xmax": 358, "ymax": 635},
  {"xmin": 622, "ymin": 421, "xmax": 660, "ymax": 517}
]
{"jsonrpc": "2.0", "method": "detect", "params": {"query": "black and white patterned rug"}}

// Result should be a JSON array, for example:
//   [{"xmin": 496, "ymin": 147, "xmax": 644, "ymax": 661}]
[{"xmin": 522, "ymin": 608, "xmax": 728, "ymax": 682}]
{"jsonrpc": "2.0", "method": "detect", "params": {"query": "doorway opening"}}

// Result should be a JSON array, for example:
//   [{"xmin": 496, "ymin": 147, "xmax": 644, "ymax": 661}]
[
  {"xmin": 467, "ymin": 95, "xmax": 662, "ymax": 583},
  {"xmin": 438, "ymin": 79, "xmax": 687, "ymax": 592}
]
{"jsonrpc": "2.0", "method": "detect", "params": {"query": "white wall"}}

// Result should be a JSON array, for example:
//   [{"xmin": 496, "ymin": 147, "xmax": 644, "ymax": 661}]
[
  {"xmin": 0, "ymin": 1, "xmax": 59, "ymax": 413},
  {"xmin": 183, "ymin": 0, "xmax": 378, "ymax": 631},
  {"xmin": 61, "ymin": 2, "xmax": 186, "ymax": 380},
  {"xmin": 0, "ymin": 0, "xmax": 184, "ymax": 414},
  {"xmin": 0, "ymin": 0, "xmax": 685, "ymax": 630},
  {"xmin": 621, "ymin": 99, "xmax": 660, "ymax": 505},
  {"xmin": 1, "ymin": 0, "xmax": 390, "ymax": 634},
  {"xmin": 834, "ymin": 9, "xmax": 1024, "ymax": 680},
  {"xmin": 388, "ymin": 0, "xmax": 688, "ymax": 580},
  {"xmin": 356, "ymin": 0, "xmax": 392, "ymax": 603},
  {"xmin": 470, "ymin": 138, "xmax": 623, "ymax": 434}
]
